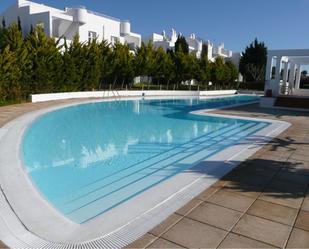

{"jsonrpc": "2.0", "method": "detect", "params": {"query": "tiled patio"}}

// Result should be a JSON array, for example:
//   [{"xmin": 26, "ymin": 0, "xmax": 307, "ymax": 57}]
[
  {"xmin": 127, "ymin": 104, "xmax": 309, "ymax": 249},
  {"xmin": 0, "ymin": 100, "xmax": 308, "ymax": 248}
]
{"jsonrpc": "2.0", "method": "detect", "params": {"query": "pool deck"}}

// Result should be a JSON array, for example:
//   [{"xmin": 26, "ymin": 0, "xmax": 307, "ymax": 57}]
[
  {"xmin": 128, "ymin": 104, "xmax": 309, "ymax": 249},
  {"xmin": 0, "ymin": 100, "xmax": 308, "ymax": 248}
]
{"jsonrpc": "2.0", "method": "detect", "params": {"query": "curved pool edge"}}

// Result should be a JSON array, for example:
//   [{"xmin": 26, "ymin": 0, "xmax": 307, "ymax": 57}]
[{"xmin": 0, "ymin": 96, "xmax": 291, "ymax": 248}]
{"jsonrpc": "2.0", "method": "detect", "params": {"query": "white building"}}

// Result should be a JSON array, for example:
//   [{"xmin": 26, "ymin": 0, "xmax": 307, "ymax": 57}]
[
  {"xmin": 143, "ymin": 29, "xmax": 234, "ymax": 62},
  {"xmin": 264, "ymin": 49, "xmax": 309, "ymax": 97},
  {"xmin": 0, "ymin": 0, "xmax": 141, "ymax": 50}
]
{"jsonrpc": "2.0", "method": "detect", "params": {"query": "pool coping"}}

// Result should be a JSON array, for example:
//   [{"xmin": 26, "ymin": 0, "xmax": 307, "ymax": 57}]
[{"xmin": 0, "ymin": 95, "xmax": 291, "ymax": 248}]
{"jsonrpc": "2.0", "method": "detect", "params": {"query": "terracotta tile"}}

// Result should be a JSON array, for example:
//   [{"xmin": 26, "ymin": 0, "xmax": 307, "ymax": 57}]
[
  {"xmin": 126, "ymin": 233, "xmax": 157, "ymax": 249},
  {"xmin": 162, "ymin": 217, "xmax": 227, "ymax": 248},
  {"xmin": 232, "ymin": 214, "xmax": 291, "ymax": 247},
  {"xmin": 207, "ymin": 189, "xmax": 255, "ymax": 212},
  {"xmin": 149, "ymin": 214, "xmax": 182, "ymax": 237},
  {"xmin": 147, "ymin": 238, "xmax": 184, "ymax": 248},
  {"xmin": 295, "ymin": 210, "xmax": 309, "ymax": 231},
  {"xmin": 286, "ymin": 228, "xmax": 309, "ymax": 248},
  {"xmin": 187, "ymin": 202, "xmax": 242, "ymax": 231},
  {"xmin": 218, "ymin": 233, "xmax": 276, "ymax": 248},
  {"xmin": 175, "ymin": 198, "xmax": 203, "ymax": 216},
  {"xmin": 248, "ymin": 199, "xmax": 298, "ymax": 226}
]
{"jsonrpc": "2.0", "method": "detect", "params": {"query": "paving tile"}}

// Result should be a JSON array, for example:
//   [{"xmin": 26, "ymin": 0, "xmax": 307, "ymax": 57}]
[
  {"xmin": 149, "ymin": 214, "xmax": 182, "ymax": 237},
  {"xmin": 218, "ymin": 233, "xmax": 276, "ymax": 248},
  {"xmin": 226, "ymin": 170, "xmax": 276, "ymax": 188},
  {"xmin": 295, "ymin": 210, "xmax": 309, "ymax": 231},
  {"xmin": 175, "ymin": 198, "xmax": 203, "ymax": 216},
  {"xmin": 187, "ymin": 202, "xmax": 242, "ymax": 231},
  {"xmin": 0, "ymin": 241, "xmax": 8, "ymax": 249},
  {"xmin": 232, "ymin": 214, "xmax": 291, "ymax": 247},
  {"xmin": 195, "ymin": 186, "xmax": 219, "ymax": 201},
  {"xmin": 286, "ymin": 159, "xmax": 309, "ymax": 175},
  {"xmin": 207, "ymin": 189, "xmax": 255, "ymax": 212},
  {"xmin": 247, "ymin": 199, "xmax": 298, "ymax": 226},
  {"xmin": 223, "ymin": 181, "xmax": 264, "ymax": 198},
  {"xmin": 162, "ymin": 217, "xmax": 227, "ymax": 248},
  {"xmin": 259, "ymin": 179, "xmax": 306, "ymax": 209},
  {"xmin": 126, "ymin": 233, "xmax": 157, "ymax": 249},
  {"xmin": 147, "ymin": 238, "xmax": 184, "ymax": 248},
  {"xmin": 290, "ymin": 153, "xmax": 309, "ymax": 162},
  {"xmin": 259, "ymin": 189, "xmax": 304, "ymax": 209},
  {"xmin": 302, "ymin": 192, "xmax": 309, "ymax": 212},
  {"xmin": 267, "ymin": 178, "xmax": 308, "ymax": 194},
  {"xmin": 274, "ymin": 169, "xmax": 309, "ymax": 185},
  {"xmin": 286, "ymin": 228, "xmax": 309, "ymax": 248}
]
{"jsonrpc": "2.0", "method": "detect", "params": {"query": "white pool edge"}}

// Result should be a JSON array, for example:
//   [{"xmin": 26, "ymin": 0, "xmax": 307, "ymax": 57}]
[{"xmin": 0, "ymin": 95, "xmax": 290, "ymax": 248}]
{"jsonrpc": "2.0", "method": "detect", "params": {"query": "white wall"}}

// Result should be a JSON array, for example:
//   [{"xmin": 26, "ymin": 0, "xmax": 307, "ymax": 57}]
[
  {"xmin": 77, "ymin": 12, "xmax": 121, "ymax": 43},
  {"xmin": 31, "ymin": 90, "xmax": 237, "ymax": 103}
]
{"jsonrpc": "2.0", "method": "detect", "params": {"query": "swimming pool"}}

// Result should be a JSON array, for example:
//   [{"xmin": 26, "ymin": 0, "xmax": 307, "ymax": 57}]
[{"xmin": 22, "ymin": 95, "xmax": 266, "ymax": 224}]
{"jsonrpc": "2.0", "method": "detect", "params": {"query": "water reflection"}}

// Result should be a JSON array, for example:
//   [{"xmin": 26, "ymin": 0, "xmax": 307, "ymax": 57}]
[{"xmin": 22, "ymin": 96, "xmax": 263, "ymax": 223}]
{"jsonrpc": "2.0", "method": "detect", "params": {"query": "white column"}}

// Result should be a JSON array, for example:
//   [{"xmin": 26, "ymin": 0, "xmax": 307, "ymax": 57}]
[
  {"xmin": 273, "ymin": 56, "xmax": 282, "ymax": 97},
  {"xmin": 295, "ymin": 65, "xmax": 302, "ymax": 90},
  {"xmin": 283, "ymin": 62, "xmax": 289, "ymax": 82},
  {"xmin": 288, "ymin": 63, "xmax": 296, "ymax": 85},
  {"xmin": 281, "ymin": 62, "xmax": 289, "ymax": 95},
  {"xmin": 264, "ymin": 55, "xmax": 272, "ymax": 94}
]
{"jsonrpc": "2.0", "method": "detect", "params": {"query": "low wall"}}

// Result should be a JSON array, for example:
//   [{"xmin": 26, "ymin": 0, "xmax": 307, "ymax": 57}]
[{"xmin": 31, "ymin": 90, "xmax": 237, "ymax": 103}]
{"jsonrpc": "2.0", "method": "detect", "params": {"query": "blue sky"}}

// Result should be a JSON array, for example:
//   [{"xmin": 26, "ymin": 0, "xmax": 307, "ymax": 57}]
[{"xmin": 0, "ymin": 0, "xmax": 308, "ymax": 52}]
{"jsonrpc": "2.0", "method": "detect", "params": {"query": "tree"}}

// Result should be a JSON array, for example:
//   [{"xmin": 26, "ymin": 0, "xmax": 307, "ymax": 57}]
[
  {"xmin": 98, "ymin": 40, "xmax": 112, "ymax": 89},
  {"xmin": 201, "ymin": 43, "xmax": 208, "ymax": 60},
  {"xmin": 24, "ymin": 26, "xmax": 62, "ymax": 94},
  {"xmin": 198, "ymin": 56, "xmax": 211, "ymax": 87},
  {"xmin": 0, "ymin": 46, "xmax": 23, "ymax": 103},
  {"xmin": 17, "ymin": 16, "xmax": 22, "ymax": 31},
  {"xmin": 225, "ymin": 61, "xmax": 239, "ymax": 88},
  {"xmin": 134, "ymin": 42, "xmax": 156, "ymax": 80},
  {"xmin": 175, "ymin": 35, "xmax": 189, "ymax": 54},
  {"xmin": 1, "ymin": 17, "xmax": 5, "ymax": 28},
  {"xmin": 153, "ymin": 46, "xmax": 174, "ymax": 86},
  {"xmin": 211, "ymin": 57, "xmax": 226, "ymax": 89},
  {"xmin": 110, "ymin": 42, "xmax": 134, "ymax": 88},
  {"xmin": 239, "ymin": 38, "xmax": 267, "ymax": 82}
]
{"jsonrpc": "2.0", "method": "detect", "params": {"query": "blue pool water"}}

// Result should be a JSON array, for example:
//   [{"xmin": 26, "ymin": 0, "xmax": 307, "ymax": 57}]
[{"xmin": 22, "ymin": 95, "xmax": 267, "ymax": 224}]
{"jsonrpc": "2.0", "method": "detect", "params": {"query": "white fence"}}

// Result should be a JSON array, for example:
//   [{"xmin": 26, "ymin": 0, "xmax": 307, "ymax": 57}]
[{"xmin": 31, "ymin": 90, "xmax": 237, "ymax": 103}]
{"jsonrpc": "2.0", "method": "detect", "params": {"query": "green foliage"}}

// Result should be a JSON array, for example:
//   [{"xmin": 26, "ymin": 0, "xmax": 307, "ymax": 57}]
[
  {"xmin": 175, "ymin": 35, "xmax": 189, "ymax": 54},
  {"xmin": 239, "ymin": 38, "xmax": 267, "ymax": 82},
  {"xmin": 0, "ymin": 22, "xmax": 240, "ymax": 105}
]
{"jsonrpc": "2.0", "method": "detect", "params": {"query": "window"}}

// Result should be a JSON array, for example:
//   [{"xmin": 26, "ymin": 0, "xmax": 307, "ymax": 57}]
[{"xmin": 88, "ymin": 31, "xmax": 97, "ymax": 42}]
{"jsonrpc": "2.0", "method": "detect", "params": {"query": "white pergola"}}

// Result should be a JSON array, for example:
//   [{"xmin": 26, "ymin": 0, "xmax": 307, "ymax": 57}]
[{"xmin": 265, "ymin": 49, "xmax": 309, "ymax": 97}]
